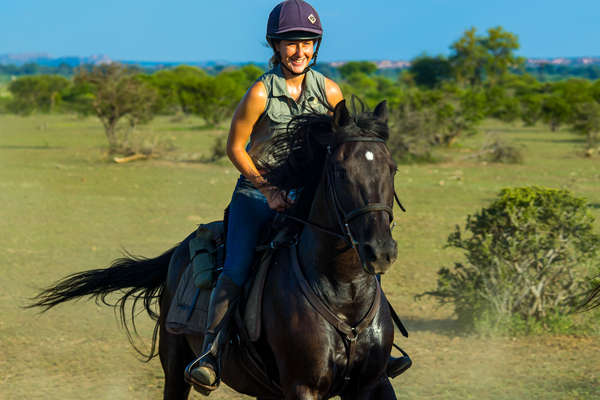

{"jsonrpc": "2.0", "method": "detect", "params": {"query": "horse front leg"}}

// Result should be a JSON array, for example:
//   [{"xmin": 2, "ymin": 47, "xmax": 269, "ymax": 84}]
[
  {"xmin": 341, "ymin": 377, "xmax": 396, "ymax": 400},
  {"xmin": 282, "ymin": 384, "xmax": 322, "ymax": 400}
]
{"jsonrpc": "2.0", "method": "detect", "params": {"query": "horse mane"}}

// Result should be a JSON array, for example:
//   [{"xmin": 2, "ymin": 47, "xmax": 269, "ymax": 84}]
[{"xmin": 257, "ymin": 98, "xmax": 389, "ymax": 220}]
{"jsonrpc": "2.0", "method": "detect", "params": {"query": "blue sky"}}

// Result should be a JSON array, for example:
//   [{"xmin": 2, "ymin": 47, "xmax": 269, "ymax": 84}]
[{"xmin": 2, "ymin": 0, "xmax": 599, "ymax": 62}]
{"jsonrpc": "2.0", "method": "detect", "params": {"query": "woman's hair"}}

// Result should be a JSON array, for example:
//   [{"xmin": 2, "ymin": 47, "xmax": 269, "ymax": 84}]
[{"xmin": 268, "ymin": 40, "xmax": 281, "ymax": 69}]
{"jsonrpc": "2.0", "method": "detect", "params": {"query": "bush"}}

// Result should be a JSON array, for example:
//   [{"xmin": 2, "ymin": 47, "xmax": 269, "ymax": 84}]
[
  {"xmin": 422, "ymin": 186, "xmax": 600, "ymax": 334},
  {"xmin": 477, "ymin": 135, "xmax": 523, "ymax": 164},
  {"xmin": 388, "ymin": 87, "xmax": 484, "ymax": 163}
]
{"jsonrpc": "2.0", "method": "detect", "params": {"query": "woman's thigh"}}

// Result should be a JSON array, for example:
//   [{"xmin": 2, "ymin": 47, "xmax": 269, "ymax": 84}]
[{"xmin": 223, "ymin": 191, "xmax": 275, "ymax": 286}]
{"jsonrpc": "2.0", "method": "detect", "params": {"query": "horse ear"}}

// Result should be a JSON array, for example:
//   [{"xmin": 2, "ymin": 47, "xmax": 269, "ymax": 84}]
[
  {"xmin": 333, "ymin": 100, "xmax": 352, "ymax": 130},
  {"xmin": 373, "ymin": 100, "xmax": 388, "ymax": 123}
]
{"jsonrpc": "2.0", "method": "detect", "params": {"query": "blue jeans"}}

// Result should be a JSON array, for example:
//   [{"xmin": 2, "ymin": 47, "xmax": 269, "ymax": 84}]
[{"xmin": 223, "ymin": 176, "xmax": 276, "ymax": 287}]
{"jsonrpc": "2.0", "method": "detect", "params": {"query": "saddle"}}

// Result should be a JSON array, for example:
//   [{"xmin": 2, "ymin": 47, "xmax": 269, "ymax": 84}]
[{"xmin": 165, "ymin": 218, "xmax": 296, "ymax": 340}]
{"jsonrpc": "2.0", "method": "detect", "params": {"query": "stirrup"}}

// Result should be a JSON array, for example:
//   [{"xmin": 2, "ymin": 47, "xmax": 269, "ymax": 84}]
[
  {"xmin": 184, "ymin": 351, "xmax": 220, "ymax": 395},
  {"xmin": 387, "ymin": 347, "xmax": 412, "ymax": 379}
]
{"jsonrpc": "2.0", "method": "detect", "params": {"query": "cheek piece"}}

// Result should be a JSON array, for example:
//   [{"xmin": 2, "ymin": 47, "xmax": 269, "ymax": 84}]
[{"xmin": 283, "ymin": 138, "xmax": 406, "ymax": 275}]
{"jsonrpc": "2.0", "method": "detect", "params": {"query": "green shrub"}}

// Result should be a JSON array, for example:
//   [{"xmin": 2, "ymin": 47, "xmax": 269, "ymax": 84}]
[
  {"xmin": 423, "ymin": 186, "xmax": 600, "ymax": 334},
  {"xmin": 478, "ymin": 136, "xmax": 524, "ymax": 164}
]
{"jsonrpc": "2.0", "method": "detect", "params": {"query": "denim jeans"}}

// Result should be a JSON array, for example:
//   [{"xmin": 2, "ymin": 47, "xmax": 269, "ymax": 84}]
[{"xmin": 222, "ymin": 176, "xmax": 276, "ymax": 287}]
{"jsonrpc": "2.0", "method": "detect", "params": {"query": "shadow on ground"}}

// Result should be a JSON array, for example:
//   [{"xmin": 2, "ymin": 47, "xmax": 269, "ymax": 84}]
[
  {"xmin": 0, "ymin": 145, "xmax": 65, "ymax": 150},
  {"xmin": 515, "ymin": 137, "xmax": 584, "ymax": 144}
]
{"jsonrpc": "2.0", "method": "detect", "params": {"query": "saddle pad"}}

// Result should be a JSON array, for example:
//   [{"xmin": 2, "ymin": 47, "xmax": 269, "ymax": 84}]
[{"xmin": 166, "ymin": 262, "xmax": 211, "ymax": 335}]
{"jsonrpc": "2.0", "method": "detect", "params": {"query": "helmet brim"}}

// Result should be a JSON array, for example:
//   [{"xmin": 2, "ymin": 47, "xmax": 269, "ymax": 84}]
[{"xmin": 267, "ymin": 29, "xmax": 322, "ymax": 41}]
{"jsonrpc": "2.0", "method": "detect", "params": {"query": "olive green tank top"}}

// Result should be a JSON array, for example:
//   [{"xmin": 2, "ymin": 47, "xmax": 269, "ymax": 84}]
[{"xmin": 247, "ymin": 65, "xmax": 330, "ymax": 165}]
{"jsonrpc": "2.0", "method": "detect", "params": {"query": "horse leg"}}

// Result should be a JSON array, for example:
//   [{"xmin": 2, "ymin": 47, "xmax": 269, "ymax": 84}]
[
  {"xmin": 341, "ymin": 377, "xmax": 396, "ymax": 400},
  {"xmin": 281, "ymin": 384, "xmax": 322, "ymax": 400},
  {"xmin": 159, "ymin": 322, "xmax": 195, "ymax": 400}
]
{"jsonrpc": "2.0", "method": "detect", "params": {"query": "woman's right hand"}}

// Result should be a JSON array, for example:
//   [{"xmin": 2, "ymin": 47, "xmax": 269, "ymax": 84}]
[{"xmin": 261, "ymin": 186, "xmax": 294, "ymax": 212}]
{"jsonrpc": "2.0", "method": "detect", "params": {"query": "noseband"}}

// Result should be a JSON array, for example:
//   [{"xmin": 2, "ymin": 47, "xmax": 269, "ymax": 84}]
[{"xmin": 285, "ymin": 136, "xmax": 405, "ymax": 275}]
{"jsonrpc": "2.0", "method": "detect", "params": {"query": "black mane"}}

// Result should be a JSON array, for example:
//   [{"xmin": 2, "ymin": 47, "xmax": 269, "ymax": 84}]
[{"xmin": 257, "ymin": 98, "xmax": 389, "ymax": 219}]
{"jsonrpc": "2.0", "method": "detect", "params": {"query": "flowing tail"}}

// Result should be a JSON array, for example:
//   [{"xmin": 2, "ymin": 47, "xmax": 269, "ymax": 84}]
[
  {"xmin": 581, "ymin": 280, "xmax": 600, "ymax": 311},
  {"xmin": 28, "ymin": 247, "xmax": 176, "ymax": 360}
]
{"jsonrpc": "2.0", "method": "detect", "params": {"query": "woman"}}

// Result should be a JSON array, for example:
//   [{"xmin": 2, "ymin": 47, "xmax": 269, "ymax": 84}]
[
  {"xmin": 186, "ymin": 0, "xmax": 409, "ymax": 394},
  {"xmin": 186, "ymin": 0, "xmax": 343, "ymax": 393}
]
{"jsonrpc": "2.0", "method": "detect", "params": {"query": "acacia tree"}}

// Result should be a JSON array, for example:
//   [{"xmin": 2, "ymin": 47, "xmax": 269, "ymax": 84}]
[
  {"xmin": 450, "ymin": 26, "xmax": 523, "ymax": 87},
  {"xmin": 571, "ymin": 101, "xmax": 600, "ymax": 151},
  {"xmin": 409, "ymin": 55, "xmax": 453, "ymax": 88},
  {"xmin": 8, "ymin": 75, "xmax": 70, "ymax": 115},
  {"xmin": 75, "ymin": 64, "xmax": 157, "ymax": 153}
]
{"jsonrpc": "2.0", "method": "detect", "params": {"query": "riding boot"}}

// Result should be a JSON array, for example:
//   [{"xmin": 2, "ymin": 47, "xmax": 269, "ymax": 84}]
[
  {"xmin": 387, "ymin": 351, "xmax": 412, "ymax": 378},
  {"xmin": 185, "ymin": 273, "xmax": 241, "ymax": 394}
]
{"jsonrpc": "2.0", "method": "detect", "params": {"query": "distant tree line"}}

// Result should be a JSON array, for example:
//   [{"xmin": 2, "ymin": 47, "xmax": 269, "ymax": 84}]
[{"xmin": 1, "ymin": 25, "xmax": 599, "ymax": 157}]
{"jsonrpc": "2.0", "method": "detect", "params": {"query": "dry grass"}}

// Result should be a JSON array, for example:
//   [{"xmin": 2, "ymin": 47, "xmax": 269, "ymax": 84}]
[{"xmin": 1, "ymin": 115, "xmax": 599, "ymax": 399}]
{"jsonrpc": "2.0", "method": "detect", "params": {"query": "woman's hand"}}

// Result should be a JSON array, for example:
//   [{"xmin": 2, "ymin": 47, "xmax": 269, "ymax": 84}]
[{"xmin": 260, "ymin": 186, "xmax": 294, "ymax": 212}]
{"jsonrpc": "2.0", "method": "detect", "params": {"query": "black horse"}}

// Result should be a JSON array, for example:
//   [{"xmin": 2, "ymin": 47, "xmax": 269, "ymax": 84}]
[{"xmin": 31, "ymin": 99, "xmax": 403, "ymax": 399}]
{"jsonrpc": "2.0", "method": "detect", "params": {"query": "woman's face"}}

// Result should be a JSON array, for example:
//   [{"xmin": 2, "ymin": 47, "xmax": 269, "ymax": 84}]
[{"xmin": 277, "ymin": 39, "xmax": 315, "ymax": 75}]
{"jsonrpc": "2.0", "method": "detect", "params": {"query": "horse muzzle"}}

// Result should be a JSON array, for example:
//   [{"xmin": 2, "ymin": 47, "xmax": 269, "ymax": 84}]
[{"xmin": 360, "ymin": 237, "xmax": 398, "ymax": 274}]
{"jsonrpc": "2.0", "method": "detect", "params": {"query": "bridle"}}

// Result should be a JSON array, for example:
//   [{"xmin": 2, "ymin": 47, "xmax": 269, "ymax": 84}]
[{"xmin": 284, "ymin": 136, "xmax": 405, "ymax": 274}]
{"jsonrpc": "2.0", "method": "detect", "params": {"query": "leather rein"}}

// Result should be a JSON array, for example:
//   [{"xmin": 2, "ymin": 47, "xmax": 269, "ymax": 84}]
[
  {"xmin": 284, "ymin": 136, "xmax": 405, "ymax": 275},
  {"xmin": 282, "ymin": 136, "xmax": 405, "ymax": 393}
]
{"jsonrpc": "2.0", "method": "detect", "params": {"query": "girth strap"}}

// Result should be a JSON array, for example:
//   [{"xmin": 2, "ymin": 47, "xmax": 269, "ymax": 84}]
[{"xmin": 290, "ymin": 244, "xmax": 382, "ymax": 389}]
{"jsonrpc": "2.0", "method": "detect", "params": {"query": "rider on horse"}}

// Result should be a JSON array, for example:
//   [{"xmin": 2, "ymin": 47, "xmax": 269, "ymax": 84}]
[{"xmin": 186, "ymin": 0, "xmax": 409, "ymax": 394}]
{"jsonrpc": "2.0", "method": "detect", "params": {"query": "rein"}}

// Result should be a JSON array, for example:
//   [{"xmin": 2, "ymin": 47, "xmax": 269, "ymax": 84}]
[{"xmin": 284, "ymin": 136, "xmax": 405, "ymax": 274}]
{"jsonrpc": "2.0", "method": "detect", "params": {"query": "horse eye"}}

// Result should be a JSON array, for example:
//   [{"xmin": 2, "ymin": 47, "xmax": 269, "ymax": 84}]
[{"xmin": 335, "ymin": 169, "xmax": 347, "ymax": 180}]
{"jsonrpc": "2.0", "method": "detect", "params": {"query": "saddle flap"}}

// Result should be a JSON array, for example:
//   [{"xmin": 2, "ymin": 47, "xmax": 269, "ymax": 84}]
[{"xmin": 243, "ymin": 250, "xmax": 275, "ymax": 342}]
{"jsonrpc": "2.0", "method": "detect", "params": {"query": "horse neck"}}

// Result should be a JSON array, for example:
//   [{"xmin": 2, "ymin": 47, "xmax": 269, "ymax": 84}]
[{"xmin": 296, "ymin": 174, "xmax": 378, "ymax": 323}]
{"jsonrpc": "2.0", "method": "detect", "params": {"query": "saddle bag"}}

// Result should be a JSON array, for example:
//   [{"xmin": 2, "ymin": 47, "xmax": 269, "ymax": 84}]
[
  {"xmin": 189, "ymin": 221, "xmax": 225, "ymax": 289},
  {"xmin": 165, "ymin": 221, "xmax": 225, "ymax": 335}
]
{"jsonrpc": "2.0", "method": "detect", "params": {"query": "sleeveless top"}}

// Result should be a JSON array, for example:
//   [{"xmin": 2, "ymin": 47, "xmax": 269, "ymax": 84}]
[{"xmin": 246, "ymin": 65, "xmax": 330, "ymax": 166}]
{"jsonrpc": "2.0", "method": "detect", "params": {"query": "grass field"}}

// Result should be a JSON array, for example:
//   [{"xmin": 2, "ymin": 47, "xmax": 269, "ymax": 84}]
[{"xmin": 1, "ymin": 114, "xmax": 599, "ymax": 399}]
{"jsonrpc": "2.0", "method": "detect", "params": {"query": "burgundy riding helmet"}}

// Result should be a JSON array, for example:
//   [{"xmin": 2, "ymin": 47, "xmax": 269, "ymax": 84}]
[{"xmin": 266, "ymin": 0, "xmax": 323, "ymax": 73}]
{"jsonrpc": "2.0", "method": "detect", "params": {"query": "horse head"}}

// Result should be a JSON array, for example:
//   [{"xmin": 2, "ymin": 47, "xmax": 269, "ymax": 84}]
[{"xmin": 327, "ymin": 99, "xmax": 398, "ymax": 275}]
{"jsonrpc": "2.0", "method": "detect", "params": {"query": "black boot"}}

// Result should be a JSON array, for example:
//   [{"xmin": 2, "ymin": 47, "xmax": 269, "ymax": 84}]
[
  {"xmin": 184, "ymin": 274, "xmax": 241, "ymax": 395},
  {"xmin": 387, "ymin": 348, "xmax": 412, "ymax": 378}
]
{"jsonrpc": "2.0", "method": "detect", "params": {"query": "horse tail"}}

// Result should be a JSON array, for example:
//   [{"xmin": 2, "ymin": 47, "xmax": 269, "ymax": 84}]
[
  {"xmin": 581, "ymin": 279, "xmax": 600, "ymax": 311},
  {"xmin": 29, "ymin": 246, "xmax": 176, "ymax": 360}
]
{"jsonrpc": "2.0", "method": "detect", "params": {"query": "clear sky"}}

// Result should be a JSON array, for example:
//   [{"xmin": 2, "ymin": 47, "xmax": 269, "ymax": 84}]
[{"xmin": 2, "ymin": 0, "xmax": 599, "ymax": 63}]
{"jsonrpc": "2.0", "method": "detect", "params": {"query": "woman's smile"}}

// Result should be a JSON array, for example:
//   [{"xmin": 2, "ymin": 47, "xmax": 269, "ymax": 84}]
[{"xmin": 279, "ymin": 39, "xmax": 314, "ymax": 74}]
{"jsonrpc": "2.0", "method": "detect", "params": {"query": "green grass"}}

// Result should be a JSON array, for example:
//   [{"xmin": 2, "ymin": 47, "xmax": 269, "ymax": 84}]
[{"xmin": 1, "ymin": 114, "xmax": 599, "ymax": 399}]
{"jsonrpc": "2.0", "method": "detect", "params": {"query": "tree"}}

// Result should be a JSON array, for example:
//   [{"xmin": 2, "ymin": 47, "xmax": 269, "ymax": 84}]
[
  {"xmin": 187, "ymin": 65, "xmax": 263, "ymax": 126},
  {"xmin": 74, "ymin": 64, "xmax": 157, "ymax": 153},
  {"xmin": 449, "ymin": 27, "xmax": 487, "ymax": 86},
  {"xmin": 338, "ymin": 61, "xmax": 377, "ymax": 80},
  {"xmin": 571, "ymin": 101, "xmax": 600, "ymax": 150},
  {"xmin": 409, "ymin": 55, "xmax": 453, "ymax": 88},
  {"xmin": 480, "ymin": 26, "xmax": 524, "ymax": 85},
  {"xmin": 7, "ymin": 75, "xmax": 70, "ymax": 115},
  {"xmin": 450, "ymin": 26, "xmax": 523, "ymax": 87},
  {"xmin": 540, "ymin": 93, "xmax": 571, "ymax": 132}
]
